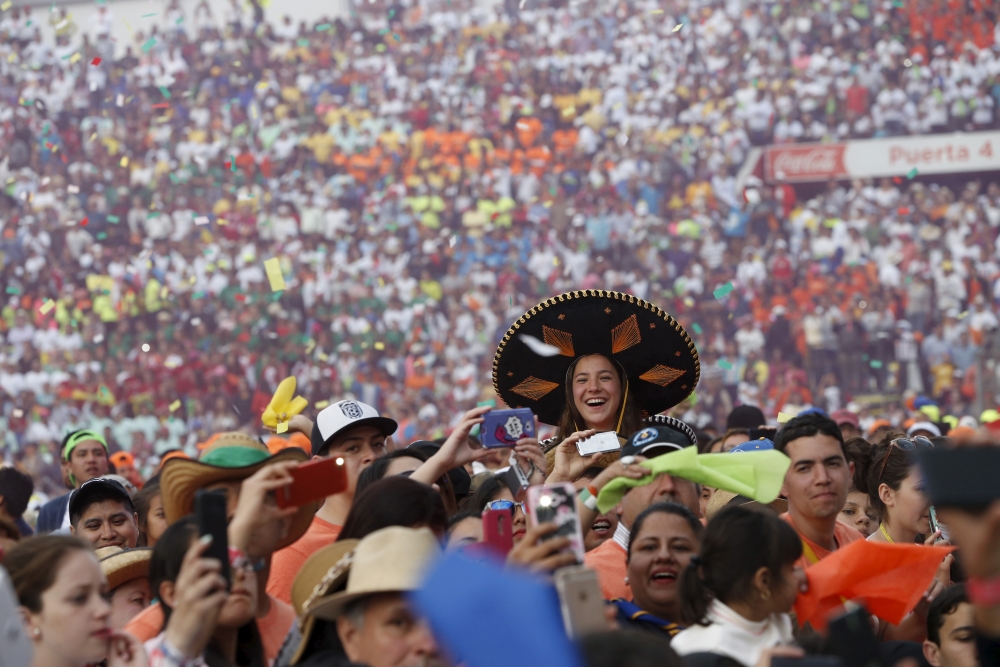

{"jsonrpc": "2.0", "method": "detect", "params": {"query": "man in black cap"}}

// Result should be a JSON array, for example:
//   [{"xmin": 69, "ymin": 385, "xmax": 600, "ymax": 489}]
[
  {"xmin": 581, "ymin": 420, "xmax": 701, "ymax": 600},
  {"xmin": 268, "ymin": 399, "xmax": 397, "ymax": 604},
  {"xmin": 69, "ymin": 477, "xmax": 139, "ymax": 549}
]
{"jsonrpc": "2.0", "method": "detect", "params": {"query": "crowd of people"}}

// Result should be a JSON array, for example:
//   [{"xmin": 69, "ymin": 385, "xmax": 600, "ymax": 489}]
[
  {"xmin": 2, "ymin": 0, "xmax": 1000, "ymax": 491},
  {"xmin": 0, "ymin": 287, "xmax": 998, "ymax": 667}
]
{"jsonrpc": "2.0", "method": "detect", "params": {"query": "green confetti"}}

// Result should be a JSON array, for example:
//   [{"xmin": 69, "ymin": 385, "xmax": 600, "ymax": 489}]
[
  {"xmin": 692, "ymin": 323, "xmax": 703, "ymax": 335},
  {"xmin": 378, "ymin": 27, "xmax": 389, "ymax": 34},
  {"xmin": 392, "ymin": 33, "xmax": 401, "ymax": 41},
  {"xmin": 718, "ymin": 360, "xmax": 733, "ymax": 370},
  {"xmin": 142, "ymin": 12, "xmax": 157, "ymax": 17},
  {"xmin": 713, "ymin": 282, "xmax": 734, "ymax": 299},
  {"xmin": 176, "ymin": 16, "xmax": 183, "ymax": 25},
  {"xmin": 148, "ymin": 212, "xmax": 161, "ymax": 219},
  {"xmin": 159, "ymin": 86, "xmax": 171, "ymax": 99},
  {"xmin": 5, "ymin": 286, "xmax": 20, "ymax": 295},
  {"xmin": 168, "ymin": 173, "xmax": 179, "ymax": 184},
  {"xmin": 96, "ymin": 232, "xmax": 107, "ymax": 240},
  {"xmin": 230, "ymin": 155, "xmax": 237, "ymax": 172},
  {"xmin": 141, "ymin": 38, "xmax": 157, "ymax": 52},
  {"xmin": 297, "ymin": 38, "xmax": 310, "ymax": 47},
  {"xmin": 870, "ymin": 360, "xmax": 883, "ymax": 369},
  {"xmin": 192, "ymin": 291, "xmax": 206, "ymax": 299},
  {"xmin": 316, "ymin": 23, "xmax": 330, "ymax": 31},
  {"xmin": 907, "ymin": 167, "xmax": 918, "ymax": 179},
  {"xmin": 107, "ymin": 215, "xmax": 119, "ymax": 223}
]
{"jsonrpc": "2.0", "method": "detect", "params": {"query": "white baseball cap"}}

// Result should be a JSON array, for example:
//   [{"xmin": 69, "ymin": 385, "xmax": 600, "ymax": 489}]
[{"xmin": 310, "ymin": 400, "xmax": 398, "ymax": 455}]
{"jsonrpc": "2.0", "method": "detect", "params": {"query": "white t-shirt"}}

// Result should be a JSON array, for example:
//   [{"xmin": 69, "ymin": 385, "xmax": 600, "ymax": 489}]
[{"xmin": 671, "ymin": 599, "xmax": 796, "ymax": 667}]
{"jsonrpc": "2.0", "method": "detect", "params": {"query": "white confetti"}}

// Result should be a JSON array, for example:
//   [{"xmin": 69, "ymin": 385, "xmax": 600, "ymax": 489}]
[{"xmin": 520, "ymin": 334, "xmax": 562, "ymax": 357}]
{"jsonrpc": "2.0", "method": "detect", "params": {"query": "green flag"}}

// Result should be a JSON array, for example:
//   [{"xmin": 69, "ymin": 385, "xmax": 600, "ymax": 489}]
[{"xmin": 596, "ymin": 446, "xmax": 791, "ymax": 514}]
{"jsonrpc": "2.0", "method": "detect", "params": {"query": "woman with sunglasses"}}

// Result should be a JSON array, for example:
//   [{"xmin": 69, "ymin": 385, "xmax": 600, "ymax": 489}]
[
  {"xmin": 863, "ymin": 432, "xmax": 954, "ymax": 642},
  {"xmin": 466, "ymin": 474, "xmax": 527, "ymax": 544}
]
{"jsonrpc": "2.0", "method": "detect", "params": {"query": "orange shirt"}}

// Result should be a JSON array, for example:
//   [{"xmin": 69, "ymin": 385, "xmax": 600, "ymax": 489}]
[
  {"xmin": 780, "ymin": 512, "xmax": 863, "ymax": 570},
  {"xmin": 124, "ymin": 595, "xmax": 294, "ymax": 663},
  {"xmin": 584, "ymin": 538, "xmax": 631, "ymax": 601},
  {"xmin": 267, "ymin": 515, "xmax": 342, "ymax": 604}
]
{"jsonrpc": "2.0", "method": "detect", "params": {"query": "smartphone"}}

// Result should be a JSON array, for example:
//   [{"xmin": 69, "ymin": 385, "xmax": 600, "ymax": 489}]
[
  {"xmin": 576, "ymin": 431, "xmax": 621, "ymax": 457},
  {"xmin": 0, "ymin": 567, "xmax": 32, "ymax": 667},
  {"xmin": 918, "ymin": 448, "xmax": 1000, "ymax": 508},
  {"xmin": 827, "ymin": 605, "xmax": 884, "ymax": 667},
  {"xmin": 276, "ymin": 456, "xmax": 347, "ymax": 509},
  {"xmin": 554, "ymin": 565, "xmax": 607, "ymax": 638},
  {"xmin": 526, "ymin": 483, "xmax": 585, "ymax": 564},
  {"xmin": 194, "ymin": 489, "xmax": 230, "ymax": 589},
  {"xmin": 503, "ymin": 460, "xmax": 531, "ymax": 501},
  {"xmin": 928, "ymin": 506, "xmax": 950, "ymax": 542},
  {"xmin": 481, "ymin": 508, "xmax": 514, "ymax": 556},
  {"xmin": 481, "ymin": 408, "xmax": 536, "ymax": 448}
]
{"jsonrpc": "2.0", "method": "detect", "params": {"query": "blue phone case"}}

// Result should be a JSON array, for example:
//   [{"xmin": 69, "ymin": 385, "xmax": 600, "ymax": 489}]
[{"xmin": 481, "ymin": 409, "xmax": 536, "ymax": 448}]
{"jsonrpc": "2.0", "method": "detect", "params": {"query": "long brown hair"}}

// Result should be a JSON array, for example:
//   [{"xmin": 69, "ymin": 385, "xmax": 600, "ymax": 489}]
[
  {"xmin": 2, "ymin": 535, "xmax": 93, "ymax": 612},
  {"xmin": 557, "ymin": 354, "xmax": 644, "ymax": 440}
]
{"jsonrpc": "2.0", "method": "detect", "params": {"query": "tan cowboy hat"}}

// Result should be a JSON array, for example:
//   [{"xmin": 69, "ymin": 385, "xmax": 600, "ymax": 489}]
[
  {"xmin": 287, "ymin": 539, "xmax": 360, "ymax": 665},
  {"xmin": 159, "ymin": 432, "xmax": 314, "ymax": 550},
  {"xmin": 96, "ymin": 546, "xmax": 152, "ymax": 591},
  {"xmin": 305, "ymin": 526, "xmax": 441, "ymax": 622},
  {"xmin": 705, "ymin": 489, "xmax": 789, "ymax": 522}
]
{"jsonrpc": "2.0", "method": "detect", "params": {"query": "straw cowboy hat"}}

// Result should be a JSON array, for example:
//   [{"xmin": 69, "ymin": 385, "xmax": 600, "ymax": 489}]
[
  {"xmin": 159, "ymin": 432, "xmax": 314, "ymax": 549},
  {"xmin": 95, "ymin": 546, "xmax": 152, "ymax": 591},
  {"xmin": 286, "ymin": 539, "xmax": 360, "ymax": 665},
  {"xmin": 705, "ymin": 489, "xmax": 789, "ymax": 522},
  {"xmin": 305, "ymin": 526, "xmax": 440, "ymax": 622}
]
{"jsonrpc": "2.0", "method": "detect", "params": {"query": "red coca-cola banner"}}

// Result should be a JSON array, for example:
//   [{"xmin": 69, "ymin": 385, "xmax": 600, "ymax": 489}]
[
  {"xmin": 763, "ymin": 144, "xmax": 849, "ymax": 182},
  {"xmin": 761, "ymin": 131, "xmax": 1000, "ymax": 183}
]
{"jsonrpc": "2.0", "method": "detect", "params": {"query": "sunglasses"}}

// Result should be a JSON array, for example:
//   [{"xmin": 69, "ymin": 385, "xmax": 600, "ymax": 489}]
[
  {"xmin": 484, "ymin": 499, "xmax": 525, "ymax": 514},
  {"xmin": 877, "ymin": 436, "xmax": 934, "ymax": 481}
]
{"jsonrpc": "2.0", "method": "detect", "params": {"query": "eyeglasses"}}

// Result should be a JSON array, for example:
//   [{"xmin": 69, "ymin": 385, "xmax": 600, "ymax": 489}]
[
  {"xmin": 877, "ymin": 436, "xmax": 934, "ymax": 481},
  {"xmin": 484, "ymin": 499, "xmax": 525, "ymax": 514}
]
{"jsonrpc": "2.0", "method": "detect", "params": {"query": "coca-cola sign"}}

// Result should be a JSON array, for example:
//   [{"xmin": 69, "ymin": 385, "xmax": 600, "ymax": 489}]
[
  {"xmin": 764, "ymin": 144, "xmax": 848, "ymax": 182},
  {"xmin": 759, "ymin": 131, "xmax": 1000, "ymax": 183}
]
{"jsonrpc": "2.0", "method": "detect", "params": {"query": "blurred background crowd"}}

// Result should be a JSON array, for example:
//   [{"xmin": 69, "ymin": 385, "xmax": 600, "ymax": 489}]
[{"xmin": 2, "ymin": 0, "xmax": 1000, "ymax": 496}]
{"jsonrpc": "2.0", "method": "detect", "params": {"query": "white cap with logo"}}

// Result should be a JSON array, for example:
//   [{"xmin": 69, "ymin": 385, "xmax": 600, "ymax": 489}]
[{"xmin": 311, "ymin": 400, "xmax": 398, "ymax": 455}]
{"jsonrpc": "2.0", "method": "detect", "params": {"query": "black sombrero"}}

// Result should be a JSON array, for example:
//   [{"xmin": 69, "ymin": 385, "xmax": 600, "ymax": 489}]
[{"xmin": 493, "ymin": 291, "xmax": 700, "ymax": 426}]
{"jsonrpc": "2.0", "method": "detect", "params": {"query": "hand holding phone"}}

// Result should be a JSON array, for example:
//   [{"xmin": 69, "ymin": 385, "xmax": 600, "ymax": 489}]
[
  {"xmin": 482, "ymin": 408, "xmax": 536, "ymax": 448},
  {"xmin": 554, "ymin": 566, "xmax": 607, "ymax": 638},
  {"xmin": 576, "ymin": 431, "xmax": 621, "ymax": 457},
  {"xmin": 194, "ymin": 489, "xmax": 230, "ymax": 589},
  {"xmin": 526, "ymin": 484, "xmax": 586, "ymax": 564},
  {"xmin": 482, "ymin": 508, "xmax": 514, "ymax": 556}
]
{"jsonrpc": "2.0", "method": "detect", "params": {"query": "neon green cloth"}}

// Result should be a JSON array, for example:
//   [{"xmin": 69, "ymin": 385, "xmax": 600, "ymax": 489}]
[{"xmin": 596, "ymin": 446, "xmax": 791, "ymax": 514}]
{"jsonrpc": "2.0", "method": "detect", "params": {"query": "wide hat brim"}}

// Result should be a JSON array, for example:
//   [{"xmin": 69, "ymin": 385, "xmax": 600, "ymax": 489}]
[
  {"xmin": 705, "ymin": 489, "xmax": 789, "ymax": 522},
  {"xmin": 289, "ymin": 540, "xmax": 360, "ymax": 666},
  {"xmin": 160, "ymin": 447, "xmax": 315, "ymax": 550},
  {"xmin": 493, "ymin": 291, "xmax": 700, "ymax": 425},
  {"xmin": 97, "ymin": 547, "xmax": 152, "ymax": 591}
]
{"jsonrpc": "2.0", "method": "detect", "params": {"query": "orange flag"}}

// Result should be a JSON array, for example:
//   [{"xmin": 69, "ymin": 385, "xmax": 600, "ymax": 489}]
[{"xmin": 794, "ymin": 540, "xmax": 954, "ymax": 630}]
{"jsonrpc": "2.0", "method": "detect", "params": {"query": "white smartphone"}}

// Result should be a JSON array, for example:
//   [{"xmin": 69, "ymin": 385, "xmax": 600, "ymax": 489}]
[
  {"xmin": 0, "ymin": 566, "xmax": 33, "ymax": 667},
  {"xmin": 576, "ymin": 431, "xmax": 621, "ymax": 456}
]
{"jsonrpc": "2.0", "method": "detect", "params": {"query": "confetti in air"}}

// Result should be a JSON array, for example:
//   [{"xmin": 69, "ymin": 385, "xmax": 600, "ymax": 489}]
[
  {"xmin": 264, "ymin": 258, "xmax": 286, "ymax": 292},
  {"xmin": 713, "ymin": 282, "xmax": 734, "ymax": 299},
  {"xmin": 519, "ymin": 334, "xmax": 563, "ymax": 357}
]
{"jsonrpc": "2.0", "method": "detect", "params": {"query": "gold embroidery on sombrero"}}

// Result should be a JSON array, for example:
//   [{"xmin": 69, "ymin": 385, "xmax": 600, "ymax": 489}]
[
  {"xmin": 509, "ymin": 376, "xmax": 561, "ymax": 400},
  {"xmin": 542, "ymin": 325, "xmax": 575, "ymax": 357},
  {"xmin": 639, "ymin": 365, "xmax": 685, "ymax": 387},
  {"xmin": 610, "ymin": 314, "xmax": 641, "ymax": 354}
]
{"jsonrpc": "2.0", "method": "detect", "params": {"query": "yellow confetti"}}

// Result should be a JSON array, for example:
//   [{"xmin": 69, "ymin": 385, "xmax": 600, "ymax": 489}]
[
  {"xmin": 120, "ymin": 156, "xmax": 129, "ymax": 167},
  {"xmin": 1, "ymin": 2, "xmax": 12, "ymax": 11},
  {"xmin": 673, "ymin": 23, "xmax": 683, "ymax": 32},
  {"xmin": 374, "ymin": 341, "xmax": 386, "ymax": 350},
  {"xmin": 264, "ymin": 258, "xmax": 286, "ymax": 291},
  {"xmin": 777, "ymin": 412, "xmax": 794, "ymax": 424},
  {"xmin": 305, "ymin": 339, "xmax": 316, "ymax": 354},
  {"xmin": 39, "ymin": 299, "xmax": 56, "ymax": 314},
  {"xmin": 70, "ymin": 52, "xmax": 81, "ymax": 64},
  {"xmin": 276, "ymin": 421, "xmax": 288, "ymax": 434},
  {"xmin": 317, "ymin": 352, "xmax": 329, "ymax": 362},
  {"xmin": 650, "ymin": 8, "xmax": 663, "ymax": 13},
  {"xmin": 314, "ymin": 400, "xmax": 330, "ymax": 410},
  {"xmin": 169, "ymin": 400, "xmax": 182, "ymax": 412}
]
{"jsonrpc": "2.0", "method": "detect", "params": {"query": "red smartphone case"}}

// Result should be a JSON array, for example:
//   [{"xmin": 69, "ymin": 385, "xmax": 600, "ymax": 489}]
[
  {"xmin": 481, "ymin": 508, "xmax": 514, "ymax": 556},
  {"xmin": 276, "ymin": 456, "xmax": 347, "ymax": 509}
]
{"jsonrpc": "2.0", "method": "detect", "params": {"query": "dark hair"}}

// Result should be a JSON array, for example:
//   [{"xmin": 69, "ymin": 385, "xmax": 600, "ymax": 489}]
[
  {"xmin": 843, "ymin": 437, "xmax": 873, "ymax": 491},
  {"xmin": 133, "ymin": 482, "xmax": 161, "ymax": 543},
  {"xmin": 463, "ymin": 473, "xmax": 506, "ymax": 514},
  {"xmin": 557, "ymin": 354, "xmax": 643, "ymax": 440},
  {"xmin": 865, "ymin": 430, "xmax": 922, "ymax": 517},
  {"xmin": 337, "ymin": 476, "xmax": 448, "ymax": 541},
  {"xmin": 774, "ymin": 413, "xmax": 846, "ymax": 457},
  {"xmin": 447, "ymin": 510, "xmax": 481, "ymax": 534},
  {"xmin": 627, "ymin": 502, "xmax": 703, "ymax": 562},
  {"xmin": 720, "ymin": 428, "xmax": 750, "ymax": 447},
  {"xmin": 2, "ymin": 535, "xmax": 93, "ymax": 612},
  {"xmin": 927, "ymin": 584, "xmax": 969, "ymax": 645},
  {"xmin": 0, "ymin": 467, "xmax": 34, "ymax": 518},
  {"xmin": 356, "ymin": 449, "xmax": 458, "ymax": 515},
  {"xmin": 69, "ymin": 488, "xmax": 136, "ymax": 527},
  {"xmin": 579, "ymin": 630, "xmax": 684, "ymax": 667},
  {"xmin": 149, "ymin": 517, "xmax": 199, "ymax": 627},
  {"xmin": 700, "ymin": 435, "xmax": 724, "ymax": 455},
  {"xmin": 149, "ymin": 517, "xmax": 265, "ymax": 667},
  {"xmin": 679, "ymin": 506, "xmax": 802, "ymax": 626}
]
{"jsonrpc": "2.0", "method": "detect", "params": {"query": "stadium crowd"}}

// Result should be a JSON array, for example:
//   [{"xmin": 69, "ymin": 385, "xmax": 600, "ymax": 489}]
[{"xmin": 1, "ymin": 0, "xmax": 1000, "ymax": 493}]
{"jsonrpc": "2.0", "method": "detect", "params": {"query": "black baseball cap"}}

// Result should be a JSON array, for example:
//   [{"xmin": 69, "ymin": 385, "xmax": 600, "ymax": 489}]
[
  {"xmin": 727, "ymin": 405, "xmax": 766, "ymax": 430},
  {"xmin": 69, "ymin": 477, "xmax": 134, "ymax": 526},
  {"xmin": 621, "ymin": 422, "xmax": 693, "ymax": 459}
]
